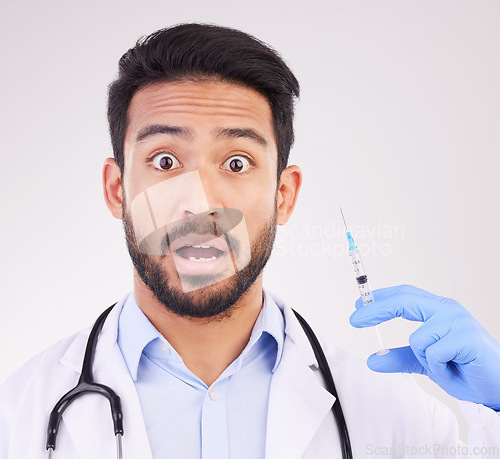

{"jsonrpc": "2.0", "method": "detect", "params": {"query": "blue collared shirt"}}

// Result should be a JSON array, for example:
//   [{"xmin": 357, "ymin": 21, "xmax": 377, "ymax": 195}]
[{"xmin": 117, "ymin": 289, "xmax": 285, "ymax": 458}]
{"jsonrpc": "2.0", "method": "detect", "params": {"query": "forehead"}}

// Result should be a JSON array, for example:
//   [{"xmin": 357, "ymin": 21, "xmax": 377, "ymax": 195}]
[{"xmin": 126, "ymin": 80, "xmax": 275, "ymax": 141}]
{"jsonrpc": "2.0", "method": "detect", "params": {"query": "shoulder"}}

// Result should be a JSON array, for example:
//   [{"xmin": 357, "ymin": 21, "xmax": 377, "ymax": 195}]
[
  {"xmin": 0, "ymin": 294, "xmax": 128, "ymax": 407},
  {"xmin": 276, "ymin": 293, "xmax": 453, "ymax": 429},
  {"xmin": 321, "ymin": 337, "xmax": 420, "ymax": 395},
  {"xmin": 0, "ymin": 329, "xmax": 89, "ymax": 417},
  {"xmin": 270, "ymin": 290, "xmax": 427, "ymax": 405},
  {"xmin": 0, "ymin": 298, "xmax": 127, "ymax": 456},
  {"xmin": 318, "ymin": 332, "xmax": 458, "ymax": 431},
  {"xmin": 0, "ymin": 329, "xmax": 90, "ymax": 456}
]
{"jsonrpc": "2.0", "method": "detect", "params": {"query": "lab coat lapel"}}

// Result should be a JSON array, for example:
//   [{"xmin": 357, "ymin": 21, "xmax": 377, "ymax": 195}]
[
  {"xmin": 265, "ymin": 300, "xmax": 336, "ymax": 459},
  {"xmin": 58, "ymin": 297, "xmax": 153, "ymax": 459}
]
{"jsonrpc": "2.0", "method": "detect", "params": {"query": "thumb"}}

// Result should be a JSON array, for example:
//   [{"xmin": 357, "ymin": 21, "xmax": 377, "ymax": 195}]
[{"xmin": 367, "ymin": 346, "xmax": 427, "ymax": 375}]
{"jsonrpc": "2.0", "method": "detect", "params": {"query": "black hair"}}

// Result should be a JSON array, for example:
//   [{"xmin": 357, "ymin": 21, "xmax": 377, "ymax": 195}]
[{"xmin": 107, "ymin": 23, "xmax": 300, "ymax": 179}]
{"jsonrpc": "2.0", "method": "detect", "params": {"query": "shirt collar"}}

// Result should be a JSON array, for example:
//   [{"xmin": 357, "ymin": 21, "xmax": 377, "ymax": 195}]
[
  {"xmin": 248, "ymin": 288, "xmax": 285, "ymax": 373},
  {"xmin": 117, "ymin": 288, "xmax": 285, "ymax": 381},
  {"xmin": 117, "ymin": 292, "xmax": 162, "ymax": 381}
]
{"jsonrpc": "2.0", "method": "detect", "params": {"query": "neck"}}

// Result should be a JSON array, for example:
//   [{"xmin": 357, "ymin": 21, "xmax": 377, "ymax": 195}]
[{"xmin": 133, "ymin": 273, "xmax": 265, "ymax": 387}]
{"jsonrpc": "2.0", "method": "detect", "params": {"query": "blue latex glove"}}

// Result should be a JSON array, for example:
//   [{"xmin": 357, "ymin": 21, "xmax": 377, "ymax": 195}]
[{"xmin": 349, "ymin": 284, "xmax": 500, "ymax": 411}]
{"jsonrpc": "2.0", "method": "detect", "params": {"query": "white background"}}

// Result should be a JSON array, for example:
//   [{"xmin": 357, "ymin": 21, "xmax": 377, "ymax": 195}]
[{"xmin": 1, "ymin": 0, "xmax": 499, "ymax": 436}]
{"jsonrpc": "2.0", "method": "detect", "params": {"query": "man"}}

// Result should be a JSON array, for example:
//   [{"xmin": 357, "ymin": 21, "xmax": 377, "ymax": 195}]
[{"xmin": 1, "ymin": 23, "xmax": 500, "ymax": 458}]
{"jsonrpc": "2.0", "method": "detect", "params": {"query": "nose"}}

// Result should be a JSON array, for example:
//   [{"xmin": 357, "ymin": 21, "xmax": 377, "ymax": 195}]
[
  {"xmin": 135, "ymin": 170, "xmax": 224, "ymax": 234},
  {"xmin": 184, "ymin": 208, "xmax": 218, "ymax": 218},
  {"xmin": 182, "ymin": 171, "xmax": 222, "ymax": 219}
]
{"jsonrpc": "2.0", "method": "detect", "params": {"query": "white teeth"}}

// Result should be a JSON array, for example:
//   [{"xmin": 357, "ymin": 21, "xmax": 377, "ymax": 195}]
[
  {"xmin": 190, "ymin": 245, "xmax": 212, "ymax": 249},
  {"xmin": 188, "ymin": 256, "xmax": 217, "ymax": 262}
]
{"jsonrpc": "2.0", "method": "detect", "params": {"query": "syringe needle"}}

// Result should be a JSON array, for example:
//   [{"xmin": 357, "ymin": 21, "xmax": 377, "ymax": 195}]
[{"xmin": 339, "ymin": 207, "xmax": 348, "ymax": 230}]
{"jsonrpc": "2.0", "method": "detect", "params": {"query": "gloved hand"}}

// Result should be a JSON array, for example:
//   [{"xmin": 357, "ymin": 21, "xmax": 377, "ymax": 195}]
[{"xmin": 349, "ymin": 284, "xmax": 500, "ymax": 411}]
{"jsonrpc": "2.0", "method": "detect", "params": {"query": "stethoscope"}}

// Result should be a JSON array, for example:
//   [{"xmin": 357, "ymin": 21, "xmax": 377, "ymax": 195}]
[{"xmin": 46, "ymin": 305, "xmax": 353, "ymax": 459}]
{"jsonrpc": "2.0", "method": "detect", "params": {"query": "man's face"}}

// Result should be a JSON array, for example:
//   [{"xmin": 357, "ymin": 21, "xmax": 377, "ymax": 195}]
[{"xmin": 121, "ymin": 80, "xmax": 280, "ymax": 319}]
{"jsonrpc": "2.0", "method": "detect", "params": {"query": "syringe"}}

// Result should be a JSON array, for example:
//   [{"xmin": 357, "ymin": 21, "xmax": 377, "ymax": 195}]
[{"xmin": 340, "ymin": 208, "xmax": 389, "ymax": 356}]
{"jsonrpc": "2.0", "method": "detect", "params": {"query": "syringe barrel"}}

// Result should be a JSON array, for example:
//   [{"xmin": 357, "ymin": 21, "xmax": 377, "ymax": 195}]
[
  {"xmin": 348, "ymin": 249, "xmax": 374, "ymax": 305},
  {"xmin": 348, "ymin": 248, "xmax": 367, "ymax": 277},
  {"xmin": 357, "ymin": 275, "xmax": 375, "ymax": 305}
]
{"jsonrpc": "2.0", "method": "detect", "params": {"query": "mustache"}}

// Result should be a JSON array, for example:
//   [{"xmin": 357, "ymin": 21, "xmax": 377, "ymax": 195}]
[{"xmin": 137, "ymin": 208, "xmax": 243, "ymax": 256}]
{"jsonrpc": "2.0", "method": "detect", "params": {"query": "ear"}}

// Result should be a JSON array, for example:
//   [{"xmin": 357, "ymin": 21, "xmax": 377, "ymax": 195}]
[
  {"xmin": 276, "ymin": 165, "xmax": 302, "ymax": 225},
  {"xmin": 103, "ymin": 158, "xmax": 124, "ymax": 220}
]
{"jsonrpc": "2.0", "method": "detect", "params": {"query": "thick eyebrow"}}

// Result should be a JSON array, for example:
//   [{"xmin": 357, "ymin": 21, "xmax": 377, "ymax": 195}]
[
  {"xmin": 215, "ymin": 128, "xmax": 268, "ymax": 147},
  {"xmin": 136, "ymin": 124, "xmax": 192, "ymax": 142}
]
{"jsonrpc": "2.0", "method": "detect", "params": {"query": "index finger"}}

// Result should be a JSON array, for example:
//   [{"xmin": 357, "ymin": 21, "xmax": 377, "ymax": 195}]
[
  {"xmin": 354, "ymin": 284, "xmax": 438, "ymax": 310},
  {"xmin": 350, "ymin": 285, "xmax": 442, "ymax": 328}
]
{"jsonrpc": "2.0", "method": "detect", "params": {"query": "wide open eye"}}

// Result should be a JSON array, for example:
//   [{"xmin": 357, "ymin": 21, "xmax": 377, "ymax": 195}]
[
  {"xmin": 222, "ymin": 155, "xmax": 252, "ymax": 173},
  {"xmin": 151, "ymin": 153, "xmax": 181, "ymax": 171}
]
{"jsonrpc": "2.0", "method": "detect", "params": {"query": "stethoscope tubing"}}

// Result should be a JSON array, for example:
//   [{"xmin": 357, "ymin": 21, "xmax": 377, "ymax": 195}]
[
  {"xmin": 292, "ymin": 309, "xmax": 353, "ymax": 459},
  {"xmin": 46, "ymin": 304, "xmax": 353, "ymax": 459},
  {"xmin": 46, "ymin": 304, "xmax": 123, "ymax": 458}
]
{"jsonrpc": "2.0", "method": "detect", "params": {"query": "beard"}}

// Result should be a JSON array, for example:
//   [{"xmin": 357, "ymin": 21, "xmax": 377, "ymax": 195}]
[{"xmin": 122, "ymin": 193, "xmax": 277, "ymax": 321}]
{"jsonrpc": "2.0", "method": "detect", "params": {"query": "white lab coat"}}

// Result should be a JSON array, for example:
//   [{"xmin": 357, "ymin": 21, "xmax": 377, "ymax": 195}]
[{"xmin": 1, "ymin": 291, "xmax": 500, "ymax": 459}]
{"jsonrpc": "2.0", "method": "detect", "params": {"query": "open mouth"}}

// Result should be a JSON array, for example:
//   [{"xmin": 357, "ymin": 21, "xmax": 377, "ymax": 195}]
[
  {"xmin": 175, "ymin": 244, "xmax": 226, "ymax": 262},
  {"xmin": 169, "ymin": 232, "xmax": 235, "ymax": 282}
]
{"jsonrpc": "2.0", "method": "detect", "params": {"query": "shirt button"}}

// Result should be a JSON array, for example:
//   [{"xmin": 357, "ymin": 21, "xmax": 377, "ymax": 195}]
[
  {"xmin": 160, "ymin": 343, "xmax": 170, "ymax": 354},
  {"xmin": 208, "ymin": 388, "xmax": 218, "ymax": 401}
]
